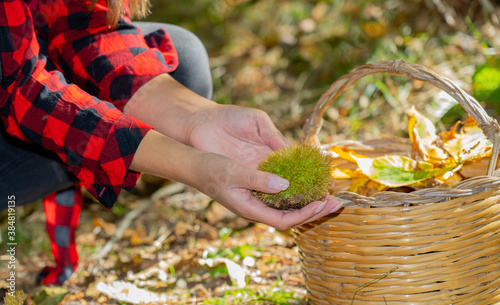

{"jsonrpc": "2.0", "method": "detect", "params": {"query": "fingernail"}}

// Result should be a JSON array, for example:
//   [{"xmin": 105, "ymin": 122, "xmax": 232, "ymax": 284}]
[
  {"xmin": 268, "ymin": 176, "xmax": 289, "ymax": 191},
  {"xmin": 314, "ymin": 199, "xmax": 328, "ymax": 214},
  {"xmin": 329, "ymin": 200, "xmax": 343, "ymax": 213}
]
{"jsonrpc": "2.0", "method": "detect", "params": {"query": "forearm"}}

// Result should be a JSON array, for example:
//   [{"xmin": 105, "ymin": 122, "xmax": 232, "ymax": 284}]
[
  {"xmin": 130, "ymin": 129, "xmax": 288, "ymax": 208},
  {"xmin": 124, "ymin": 73, "xmax": 217, "ymax": 145},
  {"xmin": 129, "ymin": 129, "xmax": 203, "ymax": 186}
]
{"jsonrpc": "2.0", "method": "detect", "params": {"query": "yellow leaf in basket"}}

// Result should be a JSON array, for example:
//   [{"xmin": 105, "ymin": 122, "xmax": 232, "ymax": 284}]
[
  {"xmin": 409, "ymin": 171, "xmax": 463, "ymax": 189},
  {"xmin": 406, "ymin": 106, "xmax": 448, "ymax": 161},
  {"xmin": 442, "ymin": 117, "xmax": 491, "ymax": 163},
  {"xmin": 329, "ymin": 146, "xmax": 369, "ymax": 164},
  {"xmin": 463, "ymin": 115, "xmax": 479, "ymax": 129},
  {"xmin": 436, "ymin": 171, "xmax": 463, "ymax": 187},
  {"xmin": 349, "ymin": 176, "xmax": 388, "ymax": 196},
  {"xmin": 439, "ymin": 121, "xmax": 460, "ymax": 143},
  {"xmin": 351, "ymin": 154, "xmax": 457, "ymax": 188},
  {"xmin": 331, "ymin": 167, "xmax": 364, "ymax": 179}
]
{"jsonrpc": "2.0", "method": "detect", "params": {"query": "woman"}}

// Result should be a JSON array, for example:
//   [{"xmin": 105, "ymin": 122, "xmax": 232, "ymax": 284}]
[{"xmin": 0, "ymin": 0, "xmax": 342, "ymax": 284}]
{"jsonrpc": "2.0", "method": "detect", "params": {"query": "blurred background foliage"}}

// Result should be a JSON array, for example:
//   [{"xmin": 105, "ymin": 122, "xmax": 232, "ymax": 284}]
[
  {"xmin": 144, "ymin": 0, "xmax": 500, "ymax": 143},
  {"xmin": 3, "ymin": 2, "xmax": 500, "ymax": 304}
]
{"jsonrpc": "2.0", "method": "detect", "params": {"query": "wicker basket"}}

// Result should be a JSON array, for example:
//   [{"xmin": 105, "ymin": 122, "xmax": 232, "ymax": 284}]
[{"xmin": 293, "ymin": 60, "xmax": 500, "ymax": 305}]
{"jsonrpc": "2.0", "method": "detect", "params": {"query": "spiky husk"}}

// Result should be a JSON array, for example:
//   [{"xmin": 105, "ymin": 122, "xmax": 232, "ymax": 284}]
[{"xmin": 254, "ymin": 143, "xmax": 333, "ymax": 210}]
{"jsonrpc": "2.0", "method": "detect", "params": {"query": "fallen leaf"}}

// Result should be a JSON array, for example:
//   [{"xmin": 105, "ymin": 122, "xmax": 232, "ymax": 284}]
[
  {"xmin": 329, "ymin": 146, "xmax": 369, "ymax": 164},
  {"xmin": 348, "ymin": 176, "xmax": 388, "ymax": 196},
  {"xmin": 33, "ymin": 287, "xmax": 68, "ymax": 305},
  {"xmin": 331, "ymin": 167, "xmax": 364, "ymax": 179},
  {"xmin": 206, "ymin": 202, "xmax": 236, "ymax": 225},
  {"xmin": 96, "ymin": 281, "xmax": 167, "ymax": 304},
  {"xmin": 130, "ymin": 233, "xmax": 155, "ymax": 246},
  {"xmin": 406, "ymin": 106, "xmax": 448, "ymax": 161},
  {"xmin": 352, "ymin": 154, "xmax": 456, "ymax": 187},
  {"xmin": 442, "ymin": 118, "xmax": 491, "ymax": 163},
  {"xmin": 93, "ymin": 217, "xmax": 117, "ymax": 236},
  {"xmin": 199, "ymin": 257, "xmax": 247, "ymax": 288}
]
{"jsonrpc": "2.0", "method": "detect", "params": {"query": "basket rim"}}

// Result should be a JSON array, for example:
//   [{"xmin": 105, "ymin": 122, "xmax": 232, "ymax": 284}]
[{"xmin": 301, "ymin": 60, "xmax": 500, "ymax": 207}]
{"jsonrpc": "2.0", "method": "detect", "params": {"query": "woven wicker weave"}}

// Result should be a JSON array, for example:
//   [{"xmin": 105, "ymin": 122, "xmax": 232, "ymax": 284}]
[{"xmin": 293, "ymin": 60, "xmax": 500, "ymax": 304}]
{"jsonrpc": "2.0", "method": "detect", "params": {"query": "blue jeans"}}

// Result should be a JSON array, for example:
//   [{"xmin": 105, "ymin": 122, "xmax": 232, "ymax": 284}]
[{"xmin": 0, "ymin": 22, "xmax": 212, "ymax": 208}]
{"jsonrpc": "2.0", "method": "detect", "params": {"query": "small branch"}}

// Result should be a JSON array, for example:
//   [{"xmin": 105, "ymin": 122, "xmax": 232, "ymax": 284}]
[
  {"xmin": 95, "ymin": 182, "xmax": 185, "ymax": 259},
  {"xmin": 479, "ymin": 0, "xmax": 500, "ymax": 25},
  {"xmin": 429, "ymin": 0, "xmax": 457, "ymax": 27},
  {"xmin": 95, "ymin": 198, "xmax": 152, "ymax": 259}
]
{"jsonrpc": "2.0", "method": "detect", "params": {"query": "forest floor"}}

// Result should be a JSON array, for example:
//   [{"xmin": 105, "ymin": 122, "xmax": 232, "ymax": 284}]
[
  {"xmin": 2, "ymin": 0, "xmax": 500, "ymax": 304},
  {"xmin": 0, "ymin": 181, "xmax": 309, "ymax": 304}
]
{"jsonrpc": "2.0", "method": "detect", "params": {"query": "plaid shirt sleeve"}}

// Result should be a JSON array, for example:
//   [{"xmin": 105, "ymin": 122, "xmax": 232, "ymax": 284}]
[
  {"xmin": 36, "ymin": 0, "xmax": 179, "ymax": 111},
  {"xmin": 0, "ymin": 0, "xmax": 154, "ymax": 207}
]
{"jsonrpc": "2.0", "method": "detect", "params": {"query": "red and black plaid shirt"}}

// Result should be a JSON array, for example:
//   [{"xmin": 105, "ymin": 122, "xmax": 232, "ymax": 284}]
[{"xmin": 0, "ymin": 0, "xmax": 178, "ymax": 206}]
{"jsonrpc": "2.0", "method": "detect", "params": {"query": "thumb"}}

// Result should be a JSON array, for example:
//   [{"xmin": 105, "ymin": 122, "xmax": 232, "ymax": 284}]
[{"xmin": 257, "ymin": 113, "xmax": 291, "ymax": 150}]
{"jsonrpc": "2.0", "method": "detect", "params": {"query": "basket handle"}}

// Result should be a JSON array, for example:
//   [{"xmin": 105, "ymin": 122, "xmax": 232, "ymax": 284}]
[{"xmin": 301, "ymin": 59, "xmax": 500, "ymax": 176}]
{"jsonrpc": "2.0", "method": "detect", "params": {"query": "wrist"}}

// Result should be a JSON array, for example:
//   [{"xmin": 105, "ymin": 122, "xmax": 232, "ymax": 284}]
[
  {"xmin": 130, "ymin": 130, "xmax": 202, "ymax": 186},
  {"xmin": 124, "ymin": 73, "xmax": 218, "ymax": 144}
]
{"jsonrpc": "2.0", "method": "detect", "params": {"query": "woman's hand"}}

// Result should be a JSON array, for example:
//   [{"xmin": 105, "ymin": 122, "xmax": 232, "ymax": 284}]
[
  {"xmin": 183, "ymin": 105, "xmax": 342, "ymax": 229},
  {"xmin": 192, "ymin": 152, "xmax": 343, "ymax": 230},
  {"xmin": 131, "ymin": 131, "xmax": 342, "ymax": 230},
  {"xmin": 186, "ymin": 103, "xmax": 288, "ymax": 168}
]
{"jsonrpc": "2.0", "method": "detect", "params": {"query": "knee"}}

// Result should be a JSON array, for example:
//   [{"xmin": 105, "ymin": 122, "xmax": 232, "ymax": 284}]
[
  {"xmin": 166, "ymin": 26, "xmax": 213, "ymax": 99},
  {"xmin": 135, "ymin": 22, "xmax": 213, "ymax": 99}
]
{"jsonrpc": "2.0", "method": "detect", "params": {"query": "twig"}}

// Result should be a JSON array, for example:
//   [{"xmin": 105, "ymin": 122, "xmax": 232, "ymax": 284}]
[
  {"xmin": 151, "ymin": 182, "xmax": 186, "ymax": 201},
  {"xmin": 95, "ymin": 198, "xmax": 152, "ymax": 259},
  {"xmin": 146, "ymin": 227, "xmax": 174, "ymax": 255},
  {"xmin": 429, "ymin": 0, "xmax": 457, "ymax": 27},
  {"xmin": 350, "ymin": 267, "xmax": 398, "ymax": 305},
  {"xmin": 95, "ymin": 182, "xmax": 185, "ymax": 259},
  {"xmin": 479, "ymin": 0, "xmax": 500, "ymax": 25}
]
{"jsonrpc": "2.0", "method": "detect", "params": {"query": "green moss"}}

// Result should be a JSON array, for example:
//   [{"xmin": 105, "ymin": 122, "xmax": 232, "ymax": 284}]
[{"xmin": 254, "ymin": 143, "xmax": 333, "ymax": 210}]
